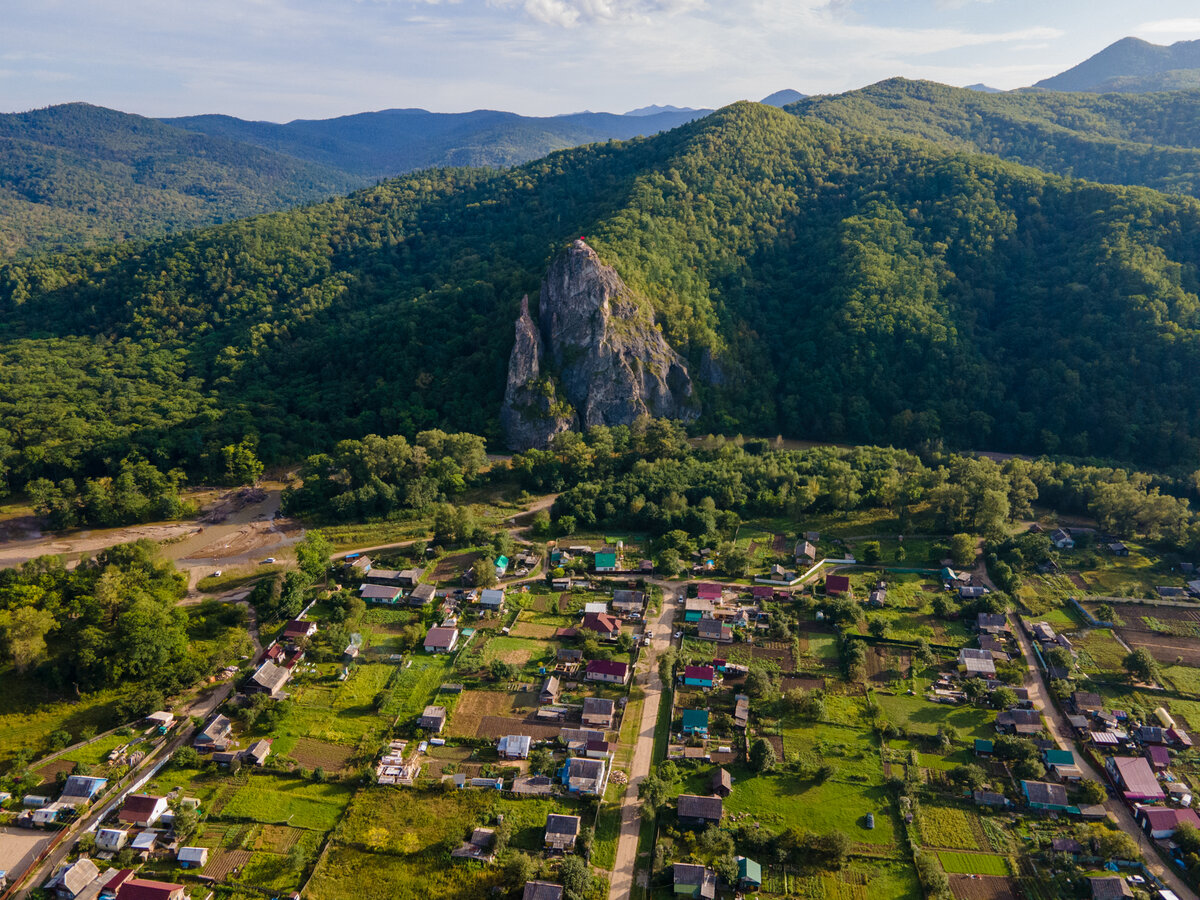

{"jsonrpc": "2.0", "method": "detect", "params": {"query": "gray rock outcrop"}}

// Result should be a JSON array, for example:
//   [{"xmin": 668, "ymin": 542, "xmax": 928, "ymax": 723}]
[{"xmin": 501, "ymin": 239, "xmax": 698, "ymax": 450}]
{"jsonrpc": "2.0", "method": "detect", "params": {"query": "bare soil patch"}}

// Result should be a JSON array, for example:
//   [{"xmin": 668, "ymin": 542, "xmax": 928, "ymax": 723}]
[
  {"xmin": 202, "ymin": 849, "xmax": 254, "ymax": 880},
  {"xmin": 922, "ymin": 584, "xmax": 941, "ymax": 593},
  {"xmin": 558, "ymin": 593, "xmax": 573, "ymax": 614},
  {"xmin": 291, "ymin": 738, "xmax": 355, "ymax": 771},
  {"xmin": 948, "ymin": 875, "xmax": 1017, "ymax": 900},
  {"xmin": 496, "ymin": 648, "xmax": 532, "ymax": 665},
  {"xmin": 1068, "ymin": 573, "xmax": 1089, "ymax": 590},
  {"xmin": 432, "ymin": 551, "xmax": 480, "ymax": 582},
  {"xmin": 782, "ymin": 676, "xmax": 825, "ymax": 692},
  {"xmin": 749, "ymin": 642, "xmax": 796, "ymax": 671},
  {"xmin": 867, "ymin": 647, "xmax": 911, "ymax": 682},
  {"xmin": 475, "ymin": 716, "xmax": 564, "ymax": 740},
  {"xmin": 255, "ymin": 825, "xmax": 304, "ymax": 853},
  {"xmin": 32, "ymin": 757, "xmax": 78, "ymax": 788},
  {"xmin": 1123, "ymin": 632, "xmax": 1200, "ymax": 667},
  {"xmin": 771, "ymin": 534, "xmax": 786, "ymax": 553},
  {"xmin": 446, "ymin": 690, "xmax": 519, "ymax": 738}
]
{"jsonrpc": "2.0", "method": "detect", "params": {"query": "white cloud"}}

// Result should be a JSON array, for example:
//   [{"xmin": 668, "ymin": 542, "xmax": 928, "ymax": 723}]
[{"xmin": 1134, "ymin": 18, "xmax": 1200, "ymax": 38}]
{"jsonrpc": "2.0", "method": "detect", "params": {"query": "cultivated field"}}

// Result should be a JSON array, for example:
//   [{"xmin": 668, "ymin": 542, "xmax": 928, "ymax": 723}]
[
  {"xmin": 937, "ymin": 852, "xmax": 1009, "ymax": 876},
  {"xmin": 949, "ymin": 875, "xmax": 1018, "ymax": 900}
]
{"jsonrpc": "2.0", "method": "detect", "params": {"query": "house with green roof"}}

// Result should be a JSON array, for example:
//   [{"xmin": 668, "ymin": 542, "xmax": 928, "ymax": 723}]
[
  {"xmin": 737, "ymin": 856, "xmax": 762, "ymax": 890},
  {"xmin": 594, "ymin": 551, "xmax": 618, "ymax": 572},
  {"xmin": 682, "ymin": 709, "xmax": 709, "ymax": 736}
]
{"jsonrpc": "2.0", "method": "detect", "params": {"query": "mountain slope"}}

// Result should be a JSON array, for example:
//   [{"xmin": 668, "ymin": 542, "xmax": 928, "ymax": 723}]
[
  {"xmin": 5, "ymin": 102, "xmax": 1200, "ymax": 493},
  {"xmin": 0, "ymin": 103, "xmax": 364, "ymax": 258},
  {"xmin": 790, "ymin": 78, "xmax": 1200, "ymax": 197},
  {"xmin": 1035, "ymin": 37, "xmax": 1200, "ymax": 93},
  {"xmin": 162, "ymin": 107, "xmax": 709, "ymax": 178}
]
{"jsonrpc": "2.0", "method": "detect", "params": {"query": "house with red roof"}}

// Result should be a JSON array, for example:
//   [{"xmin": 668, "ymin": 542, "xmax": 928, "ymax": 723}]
[
  {"xmin": 1136, "ymin": 805, "xmax": 1200, "ymax": 839},
  {"xmin": 117, "ymin": 793, "xmax": 169, "ymax": 827},
  {"xmin": 683, "ymin": 666, "xmax": 715, "ymax": 688},
  {"xmin": 696, "ymin": 583, "xmax": 723, "ymax": 602},
  {"xmin": 1107, "ymin": 756, "xmax": 1165, "ymax": 802},
  {"xmin": 824, "ymin": 574, "xmax": 851, "ymax": 596},
  {"xmin": 585, "ymin": 659, "xmax": 629, "ymax": 684},
  {"xmin": 113, "ymin": 877, "xmax": 187, "ymax": 900},
  {"xmin": 581, "ymin": 612, "xmax": 621, "ymax": 641}
]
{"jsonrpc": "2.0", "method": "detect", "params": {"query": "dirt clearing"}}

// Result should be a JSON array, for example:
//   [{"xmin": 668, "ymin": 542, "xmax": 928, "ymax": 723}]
[
  {"xmin": 948, "ymin": 875, "xmax": 1017, "ymax": 900},
  {"xmin": 291, "ymin": 738, "xmax": 355, "ymax": 771}
]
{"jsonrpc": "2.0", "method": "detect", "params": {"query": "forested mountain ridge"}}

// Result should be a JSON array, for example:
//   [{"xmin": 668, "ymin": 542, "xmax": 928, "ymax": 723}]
[
  {"xmin": 0, "ymin": 103, "xmax": 364, "ymax": 259},
  {"xmin": 1034, "ymin": 36, "xmax": 1200, "ymax": 93},
  {"xmin": 0, "ymin": 102, "xmax": 706, "ymax": 258},
  {"xmin": 789, "ymin": 78, "xmax": 1200, "ymax": 198},
  {"xmin": 162, "ymin": 106, "xmax": 708, "ymax": 178},
  {"xmin": 6, "ymin": 101, "xmax": 1200, "ymax": 499}
]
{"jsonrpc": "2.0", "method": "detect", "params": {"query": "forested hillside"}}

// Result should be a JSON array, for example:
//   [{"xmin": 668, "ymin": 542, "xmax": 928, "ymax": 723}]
[
  {"xmin": 163, "ymin": 107, "xmax": 709, "ymax": 178},
  {"xmin": 5, "ymin": 101, "xmax": 1200, "ymax": 498},
  {"xmin": 0, "ymin": 103, "xmax": 363, "ymax": 258},
  {"xmin": 790, "ymin": 79, "xmax": 1200, "ymax": 197},
  {"xmin": 0, "ymin": 103, "xmax": 705, "ymax": 258}
]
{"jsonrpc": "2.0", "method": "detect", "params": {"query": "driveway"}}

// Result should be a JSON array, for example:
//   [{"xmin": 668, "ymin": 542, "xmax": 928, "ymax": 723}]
[{"xmin": 1009, "ymin": 614, "xmax": 1197, "ymax": 900}]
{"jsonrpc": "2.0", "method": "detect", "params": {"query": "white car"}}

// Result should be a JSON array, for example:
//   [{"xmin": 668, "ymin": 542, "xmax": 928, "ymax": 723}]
[
  {"xmin": 261, "ymin": 557, "xmax": 276, "ymax": 564},
  {"xmin": 674, "ymin": 631, "xmax": 683, "ymax": 639}
]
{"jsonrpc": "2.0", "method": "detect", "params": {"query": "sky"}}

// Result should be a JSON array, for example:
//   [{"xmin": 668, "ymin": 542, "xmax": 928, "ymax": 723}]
[{"xmin": 4, "ymin": 1, "xmax": 1200, "ymax": 121}]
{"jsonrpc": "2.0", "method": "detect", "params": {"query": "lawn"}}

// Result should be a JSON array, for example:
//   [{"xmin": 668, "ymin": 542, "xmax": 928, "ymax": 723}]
[
  {"xmin": 936, "ymin": 851, "xmax": 1010, "ymax": 876},
  {"xmin": 873, "ymin": 692, "xmax": 996, "ymax": 741},
  {"xmin": 383, "ymin": 656, "xmax": 455, "ymax": 720},
  {"xmin": 916, "ymin": 805, "xmax": 983, "ymax": 850},
  {"xmin": 219, "ymin": 775, "xmax": 356, "ymax": 831},
  {"xmin": 1073, "ymin": 629, "xmax": 1128, "ymax": 673},
  {"xmin": 0, "ymin": 672, "xmax": 125, "ymax": 770}
]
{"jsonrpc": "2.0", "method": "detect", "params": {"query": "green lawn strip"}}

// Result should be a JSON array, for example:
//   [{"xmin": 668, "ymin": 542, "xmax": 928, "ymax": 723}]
[
  {"xmin": 218, "ymin": 776, "xmax": 356, "ymax": 830},
  {"xmin": 592, "ymin": 781, "xmax": 624, "ymax": 870},
  {"xmin": 936, "ymin": 851, "xmax": 1009, "ymax": 876}
]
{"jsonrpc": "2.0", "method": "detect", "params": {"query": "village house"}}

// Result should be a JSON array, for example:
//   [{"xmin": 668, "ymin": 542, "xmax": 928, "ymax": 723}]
[
  {"xmin": 543, "ymin": 813, "xmax": 581, "ymax": 852},
  {"xmin": 498, "ymin": 735, "xmax": 532, "ymax": 759},
  {"xmin": 359, "ymin": 583, "xmax": 403, "ymax": 603},
  {"xmin": 586, "ymin": 739, "xmax": 613, "ymax": 759},
  {"xmin": 958, "ymin": 648, "xmax": 996, "ymax": 679},
  {"xmin": 697, "ymin": 618, "xmax": 733, "ymax": 643},
  {"xmin": 973, "ymin": 790, "xmax": 1008, "ymax": 808},
  {"xmin": 581, "ymin": 697, "xmax": 615, "ymax": 728},
  {"xmin": 423, "ymin": 625, "xmax": 459, "ymax": 653},
  {"xmin": 996, "ymin": 708, "xmax": 1043, "ymax": 736},
  {"xmin": 244, "ymin": 739, "xmax": 272, "ymax": 766},
  {"xmin": 684, "ymin": 597, "xmax": 715, "ymax": 622},
  {"xmin": 177, "ymin": 846, "xmax": 208, "ymax": 869},
  {"xmin": 584, "ymin": 601, "xmax": 608, "ymax": 615},
  {"xmin": 451, "ymin": 827, "xmax": 497, "ymax": 862},
  {"xmin": 246, "ymin": 659, "xmax": 291, "ymax": 698},
  {"xmin": 594, "ymin": 551, "xmax": 618, "ymax": 572},
  {"xmin": 512, "ymin": 775, "xmax": 555, "ymax": 796},
  {"xmin": 540, "ymin": 675, "xmax": 561, "ymax": 705},
  {"xmin": 1021, "ymin": 780, "xmax": 1070, "ymax": 813},
  {"xmin": 282, "ymin": 618, "xmax": 317, "ymax": 641},
  {"xmin": 677, "ymin": 794, "xmax": 723, "ymax": 827},
  {"xmin": 710, "ymin": 768, "xmax": 732, "ymax": 798},
  {"xmin": 612, "ymin": 589, "xmax": 645, "ymax": 615},
  {"xmin": 976, "ymin": 612, "xmax": 1009, "ymax": 634},
  {"xmin": 557, "ymin": 647, "xmax": 583, "ymax": 664},
  {"xmin": 523, "ymin": 882, "xmax": 564, "ymax": 900},
  {"xmin": 1137, "ymin": 805, "xmax": 1200, "ymax": 839},
  {"xmin": 1146, "ymin": 745, "xmax": 1171, "ymax": 770},
  {"xmin": 46, "ymin": 858, "xmax": 102, "ymax": 899},
  {"xmin": 1051, "ymin": 528, "xmax": 1075, "ymax": 550},
  {"xmin": 696, "ymin": 582, "xmax": 723, "ymax": 602},
  {"xmin": 1088, "ymin": 876, "xmax": 1133, "ymax": 899},
  {"xmin": 560, "ymin": 757, "xmax": 607, "ymax": 795},
  {"xmin": 794, "ymin": 540, "xmax": 817, "ymax": 564},
  {"xmin": 673, "ymin": 863, "xmax": 717, "ymax": 900},
  {"xmin": 683, "ymin": 665, "xmax": 715, "ymax": 688},
  {"xmin": 682, "ymin": 709, "xmax": 709, "ymax": 736},
  {"xmin": 1107, "ymin": 756, "xmax": 1165, "ymax": 802},
  {"xmin": 480, "ymin": 588, "xmax": 505, "ymax": 612},
  {"xmin": 824, "ymin": 574, "xmax": 851, "ymax": 596},
  {"xmin": 417, "ymin": 705, "xmax": 448, "ymax": 733},
  {"xmin": 193, "ymin": 713, "xmax": 232, "ymax": 752},
  {"xmin": 1071, "ymin": 691, "xmax": 1103, "ymax": 714},
  {"xmin": 733, "ymin": 694, "xmax": 750, "ymax": 729},
  {"xmin": 737, "ymin": 857, "xmax": 763, "ymax": 892},
  {"xmin": 1045, "ymin": 749, "xmax": 1083, "ymax": 781},
  {"xmin": 585, "ymin": 659, "xmax": 629, "ymax": 684},
  {"xmin": 408, "ymin": 583, "xmax": 437, "ymax": 606},
  {"xmin": 58, "ymin": 775, "xmax": 107, "ymax": 806},
  {"xmin": 582, "ymin": 612, "xmax": 622, "ymax": 641},
  {"xmin": 118, "ymin": 793, "xmax": 169, "ymax": 828},
  {"xmin": 96, "ymin": 827, "xmax": 130, "ymax": 852}
]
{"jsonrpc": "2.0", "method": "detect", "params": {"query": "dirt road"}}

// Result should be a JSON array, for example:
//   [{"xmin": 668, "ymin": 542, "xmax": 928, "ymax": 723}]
[
  {"xmin": 607, "ymin": 588, "xmax": 678, "ymax": 900},
  {"xmin": 1009, "ymin": 614, "xmax": 1198, "ymax": 900}
]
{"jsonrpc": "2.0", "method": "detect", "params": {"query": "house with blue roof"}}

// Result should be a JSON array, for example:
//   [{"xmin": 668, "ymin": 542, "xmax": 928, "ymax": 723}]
[{"xmin": 682, "ymin": 709, "xmax": 709, "ymax": 736}]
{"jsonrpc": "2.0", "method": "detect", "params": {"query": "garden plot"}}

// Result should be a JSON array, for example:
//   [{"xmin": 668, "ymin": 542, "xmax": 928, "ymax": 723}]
[
  {"xmin": 445, "ymin": 690, "xmax": 520, "ymax": 737},
  {"xmin": 866, "ymin": 647, "xmax": 911, "ymax": 683},
  {"xmin": 916, "ymin": 805, "xmax": 986, "ymax": 851},
  {"xmin": 937, "ymin": 852, "xmax": 1009, "ymax": 876},
  {"xmin": 1123, "ymin": 631, "xmax": 1200, "ymax": 668},
  {"xmin": 291, "ymin": 737, "xmax": 356, "ymax": 771},
  {"xmin": 255, "ymin": 824, "xmax": 304, "ymax": 852},
  {"xmin": 219, "ymin": 774, "xmax": 355, "ymax": 830},
  {"xmin": 201, "ymin": 849, "xmax": 254, "ymax": 880},
  {"xmin": 431, "ymin": 550, "xmax": 482, "ymax": 582},
  {"xmin": 949, "ymin": 875, "xmax": 1018, "ymax": 900}
]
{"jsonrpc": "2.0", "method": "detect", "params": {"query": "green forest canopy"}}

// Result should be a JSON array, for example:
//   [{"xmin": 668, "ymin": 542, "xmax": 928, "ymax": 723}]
[{"xmin": 6, "ymin": 101, "xmax": 1200, "ymax": 498}]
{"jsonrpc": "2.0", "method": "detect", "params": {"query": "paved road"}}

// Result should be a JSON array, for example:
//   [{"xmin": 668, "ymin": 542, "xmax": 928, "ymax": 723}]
[
  {"xmin": 607, "ymin": 590, "xmax": 678, "ymax": 900},
  {"xmin": 1009, "ymin": 614, "xmax": 1198, "ymax": 900}
]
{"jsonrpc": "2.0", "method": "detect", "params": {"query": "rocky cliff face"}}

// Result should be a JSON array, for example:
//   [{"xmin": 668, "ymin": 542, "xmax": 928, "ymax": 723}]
[{"xmin": 501, "ymin": 239, "xmax": 698, "ymax": 450}]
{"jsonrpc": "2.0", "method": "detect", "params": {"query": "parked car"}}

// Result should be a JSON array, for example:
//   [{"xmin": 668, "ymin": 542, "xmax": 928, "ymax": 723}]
[{"xmin": 261, "ymin": 557, "xmax": 276, "ymax": 564}]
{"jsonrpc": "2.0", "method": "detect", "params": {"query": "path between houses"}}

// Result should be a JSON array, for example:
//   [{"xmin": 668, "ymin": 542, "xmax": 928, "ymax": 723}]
[
  {"xmin": 607, "ymin": 592, "xmax": 678, "ymax": 900},
  {"xmin": 1008, "ymin": 612, "xmax": 1198, "ymax": 900}
]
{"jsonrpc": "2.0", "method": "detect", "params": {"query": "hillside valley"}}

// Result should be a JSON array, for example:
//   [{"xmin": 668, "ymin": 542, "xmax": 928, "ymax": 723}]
[{"xmin": 5, "ymin": 102, "xmax": 1200, "ymax": 502}]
